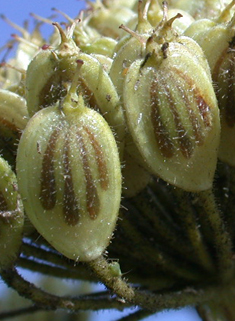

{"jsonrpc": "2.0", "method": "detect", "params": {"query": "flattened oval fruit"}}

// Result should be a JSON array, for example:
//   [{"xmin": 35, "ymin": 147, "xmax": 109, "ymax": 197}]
[
  {"xmin": 16, "ymin": 101, "xmax": 122, "ymax": 262},
  {"xmin": 123, "ymin": 45, "xmax": 220, "ymax": 192}
]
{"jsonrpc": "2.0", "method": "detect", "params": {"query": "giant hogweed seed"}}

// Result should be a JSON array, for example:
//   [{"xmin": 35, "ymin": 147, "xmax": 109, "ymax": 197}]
[
  {"xmin": 184, "ymin": 0, "xmax": 235, "ymax": 166},
  {"xmin": 16, "ymin": 64, "xmax": 122, "ymax": 262},
  {"xmin": 108, "ymin": 0, "xmax": 155, "ymax": 170},
  {"xmin": 70, "ymin": 52, "xmax": 126, "ymax": 157},
  {"xmin": 169, "ymin": 0, "xmax": 225, "ymax": 19},
  {"xmin": 0, "ymin": 89, "xmax": 28, "ymax": 166},
  {"xmin": 26, "ymin": 23, "xmax": 125, "ymax": 157},
  {"xmin": 0, "ymin": 156, "xmax": 24, "ymax": 269},
  {"xmin": 123, "ymin": 20, "xmax": 220, "ymax": 191},
  {"xmin": 87, "ymin": 0, "xmax": 136, "ymax": 38},
  {"xmin": 110, "ymin": 4, "xmax": 198, "ymax": 193},
  {"xmin": 51, "ymin": 8, "xmax": 117, "ymax": 57},
  {"xmin": 109, "ymin": 0, "xmax": 154, "ymax": 98},
  {"xmin": 26, "ymin": 22, "xmax": 80, "ymax": 116}
]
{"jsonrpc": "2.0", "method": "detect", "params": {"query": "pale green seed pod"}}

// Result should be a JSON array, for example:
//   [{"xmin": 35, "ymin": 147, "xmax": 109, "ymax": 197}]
[
  {"xmin": 110, "ymin": 4, "xmax": 197, "ymax": 98},
  {"xmin": 26, "ymin": 23, "xmax": 80, "ymax": 116},
  {"xmin": 0, "ymin": 156, "xmax": 24, "ymax": 269},
  {"xmin": 123, "ymin": 40, "xmax": 220, "ymax": 192},
  {"xmin": 131, "ymin": 0, "xmax": 195, "ymax": 33},
  {"xmin": 0, "ymin": 89, "xmax": 29, "ymax": 166},
  {"xmin": 103, "ymin": 0, "xmax": 137, "ymax": 10},
  {"xmin": 109, "ymin": 35, "xmax": 148, "ymax": 96},
  {"xmin": 26, "ymin": 24, "xmax": 125, "ymax": 157},
  {"xmin": 51, "ymin": 8, "xmax": 117, "ymax": 57},
  {"xmin": 169, "ymin": 0, "xmax": 224, "ymax": 19},
  {"xmin": 16, "ymin": 81, "xmax": 122, "ymax": 262},
  {"xmin": 81, "ymin": 36, "xmax": 117, "ymax": 57},
  {"xmin": 183, "ymin": 18, "xmax": 216, "ymax": 40},
  {"xmin": 87, "ymin": 0, "xmax": 136, "ymax": 38},
  {"xmin": 184, "ymin": 1, "xmax": 235, "ymax": 166},
  {"xmin": 76, "ymin": 53, "xmax": 126, "ymax": 156},
  {"xmin": 109, "ymin": 1, "xmax": 154, "ymax": 97},
  {"xmin": 113, "ymin": 9, "xmax": 213, "ymax": 179},
  {"xmin": 91, "ymin": 54, "xmax": 113, "ymax": 73}
]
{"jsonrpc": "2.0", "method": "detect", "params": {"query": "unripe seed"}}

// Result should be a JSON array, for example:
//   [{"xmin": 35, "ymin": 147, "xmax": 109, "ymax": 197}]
[
  {"xmin": 0, "ymin": 156, "xmax": 24, "ymax": 269},
  {"xmin": 169, "ymin": 0, "xmax": 224, "ymax": 19},
  {"xmin": 0, "ymin": 89, "xmax": 28, "ymax": 166},
  {"xmin": 17, "ymin": 72, "xmax": 122, "ymax": 261},
  {"xmin": 87, "ymin": 0, "xmax": 136, "ymax": 38},
  {"xmin": 123, "ymin": 40, "xmax": 220, "ymax": 191},
  {"xmin": 26, "ymin": 23, "xmax": 80, "ymax": 115},
  {"xmin": 109, "ymin": 0, "xmax": 154, "ymax": 97},
  {"xmin": 51, "ymin": 8, "xmax": 117, "ymax": 57},
  {"xmin": 26, "ymin": 24, "xmax": 125, "ymax": 157},
  {"xmin": 184, "ymin": 1, "xmax": 235, "ymax": 166}
]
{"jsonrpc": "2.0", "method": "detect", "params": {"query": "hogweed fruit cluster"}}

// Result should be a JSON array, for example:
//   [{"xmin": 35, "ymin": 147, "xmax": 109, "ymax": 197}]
[{"xmin": 1, "ymin": 0, "xmax": 235, "ymax": 320}]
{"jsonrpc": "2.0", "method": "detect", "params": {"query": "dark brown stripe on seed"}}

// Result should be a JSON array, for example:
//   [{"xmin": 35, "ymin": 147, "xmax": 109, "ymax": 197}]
[
  {"xmin": 77, "ymin": 129, "xmax": 100, "ymax": 220},
  {"xmin": 0, "ymin": 117, "xmax": 21, "ymax": 136},
  {"xmin": 160, "ymin": 77, "xmax": 194, "ymax": 158},
  {"xmin": 195, "ymin": 95, "xmax": 212, "ymax": 128},
  {"xmin": 84, "ymin": 126, "xmax": 109, "ymax": 190},
  {"xmin": 40, "ymin": 127, "xmax": 61, "ymax": 210},
  {"xmin": 62, "ymin": 134, "xmax": 80, "ymax": 226},
  {"xmin": 0, "ymin": 191, "xmax": 8, "ymax": 211},
  {"xmin": 175, "ymin": 77, "xmax": 204, "ymax": 146},
  {"xmin": 172, "ymin": 67, "xmax": 212, "ymax": 128},
  {"xmin": 150, "ymin": 80, "xmax": 175, "ymax": 158}
]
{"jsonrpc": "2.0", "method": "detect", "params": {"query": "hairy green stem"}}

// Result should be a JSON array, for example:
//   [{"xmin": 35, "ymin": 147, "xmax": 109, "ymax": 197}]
[
  {"xmin": 172, "ymin": 188, "xmax": 214, "ymax": 272},
  {"xmin": 0, "ymin": 267, "xmax": 132, "ymax": 311},
  {"xmin": 88, "ymin": 255, "xmax": 226, "ymax": 312},
  {"xmin": 119, "ymin": 210, "xmax": 204, "ymax": 281},
  {"xmin": 133, "ymin": 187, "xmax": 214, "ymax": 272},
  {"xmin": 195, "ymin": 189, "xmax": 234, "ymax": 282}
]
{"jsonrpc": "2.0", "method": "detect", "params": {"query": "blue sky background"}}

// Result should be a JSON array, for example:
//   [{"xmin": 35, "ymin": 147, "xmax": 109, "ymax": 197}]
[{"xmin": 0, "ymin": 1, "xmax": 202, "ymax": 320}]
